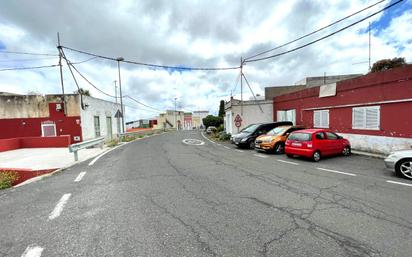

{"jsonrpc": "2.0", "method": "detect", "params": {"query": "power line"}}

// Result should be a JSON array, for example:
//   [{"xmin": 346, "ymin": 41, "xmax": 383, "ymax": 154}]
[
  {"xmin": 245, "ymin": 0, "xmax": 403, "ymax": 63},
  {"xmin": 245, "ymin": 0, "xmax": 388, "ymax": 60},
  {"xmin": 0, "ymin": 64, "xmax": 59, "ymax": 72},
  {"xmin": 125, "ymin": 95, "xmax": 162, "ymax": 112},
  {"xmin": 0, "ymin": 57, "xmax": 58, "ymax": 62},
  {"xmin": 0, "ymin": 50, "xmax": 58, "ymax": 57},
  {"xmin": 61, "ymin": 45, "xmax": 240, "ymax": 71}
]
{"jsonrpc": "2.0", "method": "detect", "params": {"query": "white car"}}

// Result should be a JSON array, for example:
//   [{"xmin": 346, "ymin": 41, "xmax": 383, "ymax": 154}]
[{"xmin": 384, "ymin": 150, "xmax": 412, "ymax": 179}]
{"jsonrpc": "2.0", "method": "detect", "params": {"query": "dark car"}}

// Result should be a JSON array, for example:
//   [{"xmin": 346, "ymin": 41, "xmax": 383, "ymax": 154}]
[{"xmin": 231, "ymin": 121, "xmax": 293, "ymax": 149}]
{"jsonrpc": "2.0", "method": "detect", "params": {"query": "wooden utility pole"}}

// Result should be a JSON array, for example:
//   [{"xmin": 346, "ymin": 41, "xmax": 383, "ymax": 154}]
[
  {"xmin": 57, "ymin": 32, "xmax": 66, "ymax": 115},
  {"xmin": 240, "ymin": 57, "xmax": 243, "ymax": 115}
]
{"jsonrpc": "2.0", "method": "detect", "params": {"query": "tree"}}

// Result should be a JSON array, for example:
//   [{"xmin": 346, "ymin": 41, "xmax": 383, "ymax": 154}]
[
  {"xmin": 202, "ymin": 115, "xmax": 223, "ymax": 128},
  {"xmin": 371, "ymin": 57, "xmax": 407, "ymax": 73},
  {"xmin": 218, "ymin": 100, "xmax": 225, "ymax": 118},
  {"xmin": 74, "ymin": 88, "xmax": 91, "ymax": 96}
]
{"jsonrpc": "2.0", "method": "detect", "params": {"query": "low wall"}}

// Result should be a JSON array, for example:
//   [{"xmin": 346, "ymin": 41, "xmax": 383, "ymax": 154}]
[
  {"xmin": 339, "ymin": 133, "xmax": 412, "ymax": 155},
  {"xmin": 0, "ymin": 135, "xmax": 71, "ymax": 152}
]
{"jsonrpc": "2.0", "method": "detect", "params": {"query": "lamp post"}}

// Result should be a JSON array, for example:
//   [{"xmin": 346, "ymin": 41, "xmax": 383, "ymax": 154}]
[
  {"xmin": 174, "ymin": 97, "xmax": 177, "ymax": 130},
  {"xmin": 116, "ymin": 57, "xmax": 125, "ymax": 133}
]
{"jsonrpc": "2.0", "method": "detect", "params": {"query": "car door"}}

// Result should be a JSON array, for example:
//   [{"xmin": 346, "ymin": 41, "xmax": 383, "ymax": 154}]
[
  {"xmin": 314, "ymin": 132, "xmax": 329, "ymax": 155},
  {"xmin": 325, "ymin": 132, "xmax": 341, "ymax": 154}
]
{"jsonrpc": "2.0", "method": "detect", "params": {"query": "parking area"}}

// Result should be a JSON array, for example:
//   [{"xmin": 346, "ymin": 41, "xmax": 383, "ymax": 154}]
[{"xmin": 201, "ymin": 132, "xmax": 412, "ymax": 188}]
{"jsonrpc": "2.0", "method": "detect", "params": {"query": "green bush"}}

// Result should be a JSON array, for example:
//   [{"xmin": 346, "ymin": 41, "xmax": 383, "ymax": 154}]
[
  {"xmin": 0, "ymin": 171, "xmax": 19, "ymax": 190},
  {"xmin": 107, "ymin": 139, "xmax": 119, "ymax": 147},
  {"xmin": 122, "ymin": 135, "xmax": 136, "ymax": 142},
  {"xmin": 203, "ymin": 115, "xmax": 223, "ymax": 128},
  {"xmin": 219, "ymin": 132, "xmax": 231, "ymax": 141},
  {"xmin": 217, "ymin": 124, "xmax": 224, "ymax": 132},
  {"xmin": 138, "ymin": 135, "xmax": 144, "ymax": 138}
]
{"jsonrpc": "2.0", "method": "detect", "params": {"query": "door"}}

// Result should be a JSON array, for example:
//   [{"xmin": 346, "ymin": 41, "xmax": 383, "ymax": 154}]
[
  {"xmin": 106, "ymin": 116, "xmax": 112, "ymax": 140},
  {"xmin": 325, "ymin": 132, "xmax": 341, "ymax": 154},
  {"xmin": 314, "ymin": 132, "xmax": 329, "ymax": 154},
  {"xmin": 94, "ymin": 116, "xmax": 101, "ymax": 137}
]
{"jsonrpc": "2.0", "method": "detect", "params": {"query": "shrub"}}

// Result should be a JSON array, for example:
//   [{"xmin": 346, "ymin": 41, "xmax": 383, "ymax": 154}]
[
  {"xmin": 107, "ymin": 139, "xmax": 119, "ymax": 147},
  {"xmin": 217, "ymin": 124, "xmax": 224, "ymax": 133},
  {"xmin": 138, "ymin": 135, "xmax": 144, "ymax": 138},
  {"xmin": 0, "ymin": 171, "xmax": 19, "ymax": 189},
  {"xmin": 122, "ymin": 135, "xmax": 136, "ymax": 142},
  {"xmin": 371, "ymin": 57, "xmax": 406, "ymax": 73},
  {"xmin": 219, "ymin": 132, "xmax": 231, "ymax": 141}
]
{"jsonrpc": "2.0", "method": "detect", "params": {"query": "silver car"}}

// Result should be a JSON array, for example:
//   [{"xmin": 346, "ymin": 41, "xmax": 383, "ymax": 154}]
[{"xmin": 384, "ymin": 150, "xmax": 412, "ymax": 179}]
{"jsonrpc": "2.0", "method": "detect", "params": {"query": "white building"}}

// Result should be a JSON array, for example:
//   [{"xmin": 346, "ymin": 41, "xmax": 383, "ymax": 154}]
[{"xmin": 224, "ymin": 97, "xmax": 273, "ymax": 135}]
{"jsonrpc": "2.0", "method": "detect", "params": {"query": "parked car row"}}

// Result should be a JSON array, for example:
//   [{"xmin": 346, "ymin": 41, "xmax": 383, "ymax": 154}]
[{"xmin": 230, "ymin": 122, "xmax": 412, "ymax": 180}]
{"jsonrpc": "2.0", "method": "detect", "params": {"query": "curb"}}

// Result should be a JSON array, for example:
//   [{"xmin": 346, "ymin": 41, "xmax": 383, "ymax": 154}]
[{"xmin": 352, "ymin": 150, "xmax": 386, "ymax": 159}]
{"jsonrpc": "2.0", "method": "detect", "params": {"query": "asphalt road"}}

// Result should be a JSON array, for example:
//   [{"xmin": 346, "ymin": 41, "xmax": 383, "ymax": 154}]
[{"xmin": 1, "ymin": 131, "xmax": 412, "ymax": 257}]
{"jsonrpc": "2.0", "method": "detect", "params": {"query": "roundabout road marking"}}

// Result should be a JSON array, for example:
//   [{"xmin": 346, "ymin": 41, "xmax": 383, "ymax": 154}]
[{"xmin": 182, "ymin": 138, "xmax": 205, "ymax": 146}]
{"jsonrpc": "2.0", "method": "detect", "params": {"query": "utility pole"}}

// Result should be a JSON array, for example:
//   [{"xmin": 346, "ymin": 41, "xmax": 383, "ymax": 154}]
[
  {"xmin": 174, "ymin": 97, "xmax": 177, "ymax": 130},
  {"xmin": 240, "ymin": 57, "xmax": 243, "ymax": 115},
  {"xmin": 114, "ymin": 80, "xmax": 117, "ymax": 104},
  {"xmin": 368, "ymin": 22, "xmax": 371, "ymax": 71},
  {"xmin": 116, "ymin": 57, "xmax": 125, "ymax": 133},
  {"xmin": 57, "ymin": 32, "xmax": 66, "ymax": 115}
]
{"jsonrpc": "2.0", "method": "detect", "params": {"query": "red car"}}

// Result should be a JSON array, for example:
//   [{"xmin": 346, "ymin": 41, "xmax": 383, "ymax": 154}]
[{"xmin": 285, "ymin": 129, "xmax": 351, "ymax": 162}]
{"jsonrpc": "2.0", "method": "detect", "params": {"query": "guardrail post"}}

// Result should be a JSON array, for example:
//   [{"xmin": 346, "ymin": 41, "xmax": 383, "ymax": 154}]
[{"xmin": 74, "ymin": 150, "xmax": 78, "ymax": 161}]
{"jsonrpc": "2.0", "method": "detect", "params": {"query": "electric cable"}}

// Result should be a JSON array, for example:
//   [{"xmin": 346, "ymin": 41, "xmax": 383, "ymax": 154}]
[
  {"xmin": 245, "ymin": 0, "xmax": 403, "ymax": 63},
  {"xmin": 0, "ymin": 50, "xmax": 58, "ymax": 56},
  {"xmin": 245, "ymin": 0, "xmax": 388, "ymax": 60},
  {"xmin": 0, "ymin": 64, "xmax": 59, "ymax": 72}
]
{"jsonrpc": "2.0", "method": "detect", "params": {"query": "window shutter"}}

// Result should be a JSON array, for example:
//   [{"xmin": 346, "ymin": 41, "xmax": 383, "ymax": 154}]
[
  {"xmin": 314, "ymin": 111, "xmax": 320, "ymax": 127},
  {"xmin": 321, "ymin": 110, "xmax": 329, "ymax": 128},
  {"xmin": 365, "ymin": 106, "xmax": 380, "ymax": 129},
  {"xmin": 352, "ymin": 108, "xmax": 364, "ymax": 129}
]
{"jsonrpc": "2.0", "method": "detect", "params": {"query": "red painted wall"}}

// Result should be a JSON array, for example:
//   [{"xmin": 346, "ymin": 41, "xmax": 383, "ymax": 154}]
[
  {"xmin": 0, "ymin": 102, "xmax": 82, "ymax": 142},
  {"xmin": 0, "ymin": 136, "xmax": 71, "ymax": 152},
  {"xmin": 273, "ymin": 65, "xmax": 412, "ymax": 138}
]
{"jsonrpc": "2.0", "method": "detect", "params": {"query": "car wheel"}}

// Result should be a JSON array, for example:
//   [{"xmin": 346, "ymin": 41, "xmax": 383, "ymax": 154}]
[
  {"xmin": 249, "ymin": 140, "xmax": 255, "ymax": 149},
  {"xmin": 286, "ymin": 154, "xmax": 293, "ymax": 158},
  {"xmin": 395, "ymin": 158, "xmax": 412, "ymax": 180},
  {"xmin": 274, "ymin": 143, "xmax": 284, "ymax": 154},
  {"xmin": 342, "ymin": 146, "xmax": 351, "ymax": 156},
  {"xmin": 312, "ymin": 151, "xmax": 321, "ymax": 162}
]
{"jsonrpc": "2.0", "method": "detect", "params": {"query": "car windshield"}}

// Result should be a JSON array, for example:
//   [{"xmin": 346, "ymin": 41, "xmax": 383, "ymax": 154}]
[
  {"xmin": 288, "ymin": 132, "xmax": 312, "ymax": 141},
  {"xmin": 240, "ymin": 124, "xmax": 260, "ymax": 133},
  {"xmin": 266, "ymin": 127, "xmax": 287, "ymax": 136}
]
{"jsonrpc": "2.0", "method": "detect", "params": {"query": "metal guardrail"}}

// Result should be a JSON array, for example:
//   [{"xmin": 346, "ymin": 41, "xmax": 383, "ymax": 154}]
[
  {"xmin": 69, "ymin": 137, "xmax": 105, "ymax": 161},
  {"xmin": 119, "ymin": 129, "xmax": 166, "ymax": 141}
]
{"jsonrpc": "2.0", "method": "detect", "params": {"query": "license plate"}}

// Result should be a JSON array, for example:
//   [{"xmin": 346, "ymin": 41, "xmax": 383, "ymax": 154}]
[{"xmin": 292, "ymin": 142, "xmax": 302, "ymax": 147}]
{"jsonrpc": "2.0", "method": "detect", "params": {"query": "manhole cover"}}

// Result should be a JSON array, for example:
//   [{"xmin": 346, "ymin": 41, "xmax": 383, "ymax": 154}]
[{"xmin": 182, "ymin": 139, "xmax": 205, "ymax": 146}]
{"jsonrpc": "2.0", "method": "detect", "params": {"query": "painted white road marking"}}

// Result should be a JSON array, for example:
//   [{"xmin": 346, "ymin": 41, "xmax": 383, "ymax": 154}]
[
  {"xmin": 49, "ymin": 193, "xmax": 71, "ymax": 220},
  {"xmin": 21, "ymin": 245, "xmax": 43, "ymax": 257},
  {"xmin": 74, "ymin": 172, "xmax": 86, "ymax": 182},
  {"xmin": 201, "ymin": 132, "xmax": 216, "ymax": 144},
  {"xmin": 235, "ymin": 149, "xmax": 244, "ymax": 153},
  {"xmin": 89, "ymin": 148, "xmax": 116, "ymax": 166},
  {"xmin": 223, "ymin": 146, "xmax": 231, "ymax": 149},
  {"xmin": 277, "ymin": 159, "xmax": 299, "ymax": 165},
  {"xmin": 182, "ymin": 138, "xmax": 205, "ymax": 145},
  {"xmin": 253, "ymin": 154, "xmax": 268, "ymax": 158},
  {"xmin": 316, "ymin": 167, "xmax": 356, "ymax": 176},
  {"xmin": 386, "ymin": 180, "xmax": 412, "ymax": 187}
]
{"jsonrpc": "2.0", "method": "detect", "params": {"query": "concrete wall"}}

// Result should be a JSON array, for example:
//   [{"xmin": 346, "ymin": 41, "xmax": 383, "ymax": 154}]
[
  {"xmin": 0, "ymin": 94, "xmax": 80, "ymax": 118},
  {"xmin": 80, "ymin": 96, "xmax": 122, "ymax": 141},
  {"xmin": 225, "ymin": 100, "xmax": 273, "ymax": 135},
  {"xmin": 264, "ymin": 85, "xmax": 306, "ymax": 100},
  {"xmin": 296, "ymin": 74, "xmax": 362, "ymax": 88}
]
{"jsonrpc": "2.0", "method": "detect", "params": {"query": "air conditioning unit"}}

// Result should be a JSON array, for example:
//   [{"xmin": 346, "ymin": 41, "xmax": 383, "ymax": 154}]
[
  {"xmin": 73, "ymin": 136, "xmax": 81, "ymax": 141},
  {"xmin": 56, "ymin": 103, "xmax": 62, "ymax": 111}
]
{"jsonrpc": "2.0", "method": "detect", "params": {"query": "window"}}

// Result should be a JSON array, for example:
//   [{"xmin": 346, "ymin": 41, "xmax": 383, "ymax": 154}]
[
  {"xmin": 277, "ymin": 109, "xmax": 296, "ymax": 125},
  {"xmin": 352, "ymin": 106, "xmax": 380, "ymax": 130},
  {"xmin": 325, "ymin": 132, "xmax": 338, "ymax": 140},
  {"xmin": 315, "ymin": 132, "xmax": 325, "ymax": 139},
  {"xmin": 288, "ymin": 133, "xmax": 312, "ymax": 141},
  {"xmin": 94, "ymin": 116, "xmax": 101, "ymax": 137},
  {"xmin": 314, "ymin": 110, "xmax": 329, "ymax": 128},
  {"xmin": 41, "ymin": 122, "xmax": 56, "ymax": 137}
]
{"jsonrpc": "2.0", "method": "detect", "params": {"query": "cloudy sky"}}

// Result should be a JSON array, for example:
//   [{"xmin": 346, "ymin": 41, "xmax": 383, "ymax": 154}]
[{"xmin": 0, "ymin": 0, "xmax": 411, "ymax": 121}]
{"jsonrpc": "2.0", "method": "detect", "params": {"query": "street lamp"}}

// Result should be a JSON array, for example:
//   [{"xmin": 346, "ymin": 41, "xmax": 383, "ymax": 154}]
[
  {"xmin": 116, "ymin": 57, "xmax": 125, "ymax": 133},
  {"xmin": 174, "ymin": 97, "xmax": 177, "ymax": 130}
]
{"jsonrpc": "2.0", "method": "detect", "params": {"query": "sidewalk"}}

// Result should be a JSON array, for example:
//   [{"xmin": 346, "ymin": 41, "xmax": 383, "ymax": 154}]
[{"xmin": 0, "ymin": 147, "xmax": 107, "ymax": 170}]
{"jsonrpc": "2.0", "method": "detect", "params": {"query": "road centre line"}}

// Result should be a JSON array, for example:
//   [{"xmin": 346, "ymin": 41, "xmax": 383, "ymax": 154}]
[
  {"xmin": 386, "ymin": 180, "xmax": 412, "ymax": 187},
  {"xmin": 49, "ymin": 193, "xmax": 71, "ymax": 220},
  {"xmin": 277, "ymin": 159, "xmax": 299, "ymax": 165},
  {"xmin": 223, "ymin": 146, "xmax": 231, "ymax": 149},
  {"xmin": 253, "ymin": 154, "xmax": 268, "ymax": 158},
  {"xmin": 74, "ymin": 172, "xmax": 86, "ymax": 182},
  {"xmin": 316, "ymin": 167, "xmax": 357, "ymax": 176},
  {"xmin": 235, "ymin": 149, "xmax": 244, "ymax": 153},
  {"xmin": 21, "ymin": 245, "xmax": 43, "ymax": 257}
]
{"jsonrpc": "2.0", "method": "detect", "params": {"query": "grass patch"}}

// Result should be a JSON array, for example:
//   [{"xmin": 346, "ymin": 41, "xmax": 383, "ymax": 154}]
[
  {"xmin": 122, "ymin": 135, "xmax": 137, "ymax": 142},
  {"xmin": 0, "ymin": 170, "xmax": 19, "ymax": 190},
  {"xmin": 107, "ymin": 139, "xmax": 119, "ymax": 147},
  {"xmin": 138, "ymin": 135, "xmax": 144, "ymax": 138}
]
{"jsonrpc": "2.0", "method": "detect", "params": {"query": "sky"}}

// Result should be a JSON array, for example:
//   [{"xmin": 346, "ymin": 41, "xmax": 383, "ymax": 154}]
[{"xmin": 0, "ymin": 0, "xmax": 411, "ymax": 121}]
